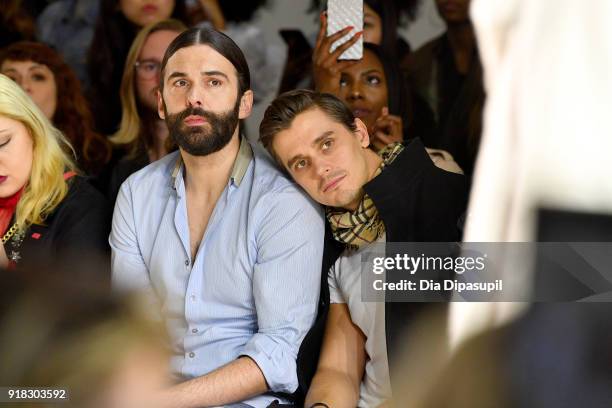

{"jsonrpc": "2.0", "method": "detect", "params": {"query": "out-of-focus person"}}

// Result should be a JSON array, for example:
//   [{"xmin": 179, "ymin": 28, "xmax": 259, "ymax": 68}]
[
  {"xmin": 0, "ymin": 41, "xmax": 112, "ymax": 180},
  {"xmin": 0, "ymin": 0, "xmax": 36, "ymax": 48},
  {"xmin": 108, "ymin": 19, "xmax": 186, "ymax": 201},
  {"xmin": 0, "ymin": 269, "xmax": 170, "ymax": 408},
  {"xmin": 451, "ymin": 0, "xmax": 612, "ymax": 353},
  {"xmin": 0, "ymin": 73, "xmax": 110, "ymax": 271},
  {"xmin": 87, "ymin": 0, "xmax": 188, "ymax": 135},
  {"xmin": 36, "ymin": 0, "xmax": 100, "ymax": 86},
  {"xmin": 405, "ymin": 0, "xmax": 485, "ymax": 178}
]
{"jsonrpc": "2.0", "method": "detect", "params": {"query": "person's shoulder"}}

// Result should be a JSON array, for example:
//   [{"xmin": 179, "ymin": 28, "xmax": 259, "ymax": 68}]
[
  {"xmin": 407, "ymin": 34, "xmax": 445, "ymax": 72},
  {"xmin": 66, "ymin": 175, "xmax": 108, "ymax": 205},
  {"xmin": 250, "ymin": 145, "xmax": 322, "ymax": 214},
  {"xmin": 38, "ymin": 0, "xmax": 71, "ymax": 21},
  {"xmin": 251, "ymin": 145, "xmax": 302, "ymax": 195},
  {"xmin": 121, "ymin": 151, "xmax": 179, "ymax": 195},
  {"xmin": 51, "ymin": 175, "xmax": 110, "ymax": 221},
  {"xmin": 412, "ymin": 34, "xmax": 445, "ymax": 56}
]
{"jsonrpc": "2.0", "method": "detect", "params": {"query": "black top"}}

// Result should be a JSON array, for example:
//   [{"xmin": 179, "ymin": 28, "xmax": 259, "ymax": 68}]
[
  {"xmin": 107, "ymin": 150, "xmax": 150, "ymax": 203},
  {"xmin": 406, "ymin": 34, "xmax": 485, "ymax": 178},
  {"xmin": 11, "ymin": 176, "xmax": 112, "ymax": 278},
  {"xmin": 294, "ymin": 138, "xmax": 468, "ymax": 403}
]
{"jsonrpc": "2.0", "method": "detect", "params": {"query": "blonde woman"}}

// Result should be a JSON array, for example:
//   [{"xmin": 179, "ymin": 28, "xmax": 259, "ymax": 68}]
[
  {"xmin": 0, "ymin": 73, "xmax": 110, "ymax": 270},
  {"xmin": 108, "ymin": 19, "xmax": 186, "ymax": 200}
]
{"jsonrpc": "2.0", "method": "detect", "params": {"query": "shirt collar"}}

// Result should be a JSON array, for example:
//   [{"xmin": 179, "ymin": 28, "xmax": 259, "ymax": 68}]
[
  {"xmin": 230, "ymin": 135, "xmax": 253, "ymax": 187},
  {"xmin": 171, "ymin": 136, "xmax": 253, "ymax": 191}
]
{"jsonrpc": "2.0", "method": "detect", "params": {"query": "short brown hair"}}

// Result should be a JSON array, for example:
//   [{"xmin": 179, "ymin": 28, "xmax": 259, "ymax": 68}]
[{"xmin": 259, "ymin": 89, "xmax": 357, "ymax": 164}]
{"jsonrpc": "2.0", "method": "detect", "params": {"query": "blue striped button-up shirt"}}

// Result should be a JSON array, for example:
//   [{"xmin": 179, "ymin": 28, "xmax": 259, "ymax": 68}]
[{"xmin": 110, "ymin": 139, "xmax": 324, "ymax": 407}]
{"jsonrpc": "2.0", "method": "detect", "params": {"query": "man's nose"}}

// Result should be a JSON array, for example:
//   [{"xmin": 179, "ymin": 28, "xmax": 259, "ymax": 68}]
[
  {"xmin": 314, "ymin": 157, "xmax": 332, "ymax": 177},
  {"xmin": 186, "ymin": 86, "xmax": 204, "ymax": 107}
]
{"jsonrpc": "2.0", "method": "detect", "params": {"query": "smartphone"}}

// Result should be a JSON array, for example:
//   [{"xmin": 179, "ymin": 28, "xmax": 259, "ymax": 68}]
[{"xmin": 327, "ymin": 0, "xmax": 363, "ymax": 60}]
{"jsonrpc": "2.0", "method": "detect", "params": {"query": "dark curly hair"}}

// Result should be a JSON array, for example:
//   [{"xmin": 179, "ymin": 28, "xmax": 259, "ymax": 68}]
[{"xmin": 0, "ymin": 41, "xmax": 112, "ymax": 175}]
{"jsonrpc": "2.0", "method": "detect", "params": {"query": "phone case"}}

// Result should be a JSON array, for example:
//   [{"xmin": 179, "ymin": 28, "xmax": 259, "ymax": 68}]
[{"xmin": 327, "ymin": 0, "xmax": 363, "ymax": 60}]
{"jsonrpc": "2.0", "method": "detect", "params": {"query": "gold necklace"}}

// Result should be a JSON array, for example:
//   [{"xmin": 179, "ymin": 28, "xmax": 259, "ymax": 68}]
[{"xmin": 2, "ymin": 224, "xmax": 19, "ymax": 244}]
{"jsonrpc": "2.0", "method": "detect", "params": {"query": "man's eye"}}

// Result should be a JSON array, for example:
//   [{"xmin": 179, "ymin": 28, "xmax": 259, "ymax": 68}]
[
  {"xmin": 339, "ymin": 77, "xmax": 348, "ymax": 87},
  {"xmin": 174, "ymin": 79, "xmax": 188, "ymax": 87},
  {"xmin": 294, "ymin": 159, "xmax": 307, "ymax": 170},
  {"xmin": 322, "ymin": 139, "xmax": 333, "ymax": 150},
  {"xmin": 209, "ymin": 79, "xmax": 222, "ymax": 87}
]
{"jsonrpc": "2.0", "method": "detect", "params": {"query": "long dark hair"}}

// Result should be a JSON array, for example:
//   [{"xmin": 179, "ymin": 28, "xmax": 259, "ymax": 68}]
[
  {"xmin": 86, "ymin": 0, "xmax": 187, "ymax": 134},
  {"xmin": 363, "ymin": 42, "xmax": 412, "ymax": 136},
  {"xmin": 0, "ymin": 41, "xmax": 112, "ymax": 175}
]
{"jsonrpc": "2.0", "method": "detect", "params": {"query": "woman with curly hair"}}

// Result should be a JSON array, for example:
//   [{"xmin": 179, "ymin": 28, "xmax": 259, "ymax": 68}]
[
  {"xmin": 0, "ymin": 73, "xmax": 110, "ymax": 270},
  {"xmin": 0, "ymin": 41, "xmax": 112, "ymax": 177}
]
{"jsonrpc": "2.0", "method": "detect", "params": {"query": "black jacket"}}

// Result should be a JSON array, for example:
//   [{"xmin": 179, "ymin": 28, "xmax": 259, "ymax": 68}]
[
  {"xmin": 294, "ymin": 138, "xmax": 468, "ymax": 402},
  {"xmin": 12, "ymin": 176, "xmax": 112, "ymax": 279}
]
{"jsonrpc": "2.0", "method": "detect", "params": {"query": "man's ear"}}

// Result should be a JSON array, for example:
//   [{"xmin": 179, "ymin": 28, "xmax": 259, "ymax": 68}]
[
  {"xmin": 354, "ymin": 118, "xmax": 371, "ymax": 148},
  {"xmin": 238, "ymin": 89, "xmax": 254, "ymax": 119},
  {"xmin": 157, "ymin": 89, "xmax": 165, "ymax": 120}
]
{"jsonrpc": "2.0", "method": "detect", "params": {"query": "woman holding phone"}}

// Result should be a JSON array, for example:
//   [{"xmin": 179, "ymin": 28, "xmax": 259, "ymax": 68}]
[{"xmin": 313, "ymin": 28, "xmax": 463, "ymax": 173}]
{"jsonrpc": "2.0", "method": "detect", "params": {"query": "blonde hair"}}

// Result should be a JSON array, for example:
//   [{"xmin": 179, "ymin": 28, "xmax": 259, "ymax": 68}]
[
  {"xmin": 110, "ymin": 19, "xmax": 186, "ymax": 155},
  {"xmin": 0, "ymin": 73, "xmax": 77, "ymax": 229}
]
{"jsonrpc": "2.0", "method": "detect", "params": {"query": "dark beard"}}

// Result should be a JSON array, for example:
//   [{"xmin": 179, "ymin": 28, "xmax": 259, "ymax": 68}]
[{"xmin": 164, "ymin": 100, "xmax": 240, "ymax": 156}]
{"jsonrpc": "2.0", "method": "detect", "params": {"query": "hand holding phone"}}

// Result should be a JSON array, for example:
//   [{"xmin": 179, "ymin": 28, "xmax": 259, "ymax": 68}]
[
  {"xmin": 312, "ymin": 11, "xmax": 363, "ymax": 94},
  {"xmin": 326, "ymin": 0, "xmax": 363, "ymax": 60}
]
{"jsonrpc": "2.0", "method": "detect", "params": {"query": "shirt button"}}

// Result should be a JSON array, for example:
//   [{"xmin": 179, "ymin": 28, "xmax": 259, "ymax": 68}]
[
  {"xmin": 190, "ymin": 295, "xmax": 196, "ymax": 302},
  {"xmin": 192, "ymin": 328, "xmax": 198, "ymax": 334},
  {"xmin": 185, "ymin": 259, "xmax": 189, "ymax": 266},
  {"xmin": 188, "ymin": 352, "xmax": 195, "ymax": 358}
]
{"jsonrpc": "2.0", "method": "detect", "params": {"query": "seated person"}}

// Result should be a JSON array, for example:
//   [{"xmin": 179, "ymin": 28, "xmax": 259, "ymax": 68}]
[
  {"xmin": 313, "ymin": 35, "xmax": 462, "ymax": 173},
  {"xmin": 0, "ymin": 73, "xmax": 110, "ymax": 271},
  {"xmin": 405, "ymin": 0, "xmax": 485, "ymax": 178},
  {"xmin": 0, "ymin": 41, "xmax": 112, "ymax": 179},
  {"xmin": 110, "ymin": 28, "xmax": 324, "ymax": 407},
  {"xmin": 108, "ymin": 19, "xmax": 186, "ymax": 201},
  {"xmin": 259, "ymin": 90, "xmax": 467, "ymax": 407},
  {"xmin": 87, "ymin": 0, "xmax": 188, "ymax": 134}
]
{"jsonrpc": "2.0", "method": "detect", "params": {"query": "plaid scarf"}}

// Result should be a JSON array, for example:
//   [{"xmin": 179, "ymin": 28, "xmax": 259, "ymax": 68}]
[{"xmin": 326, "ymin": 143, "xmax": 404, "ymax": 249}]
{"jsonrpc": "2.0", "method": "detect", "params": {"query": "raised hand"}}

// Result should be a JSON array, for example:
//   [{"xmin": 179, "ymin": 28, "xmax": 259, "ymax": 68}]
[
  {"xmin": 371, "ymin": 107, "xmax": 403, "ymax": 150},
  {"xmin": 312, "ymin": 12, "xmax": 362, "ymax": 94}
]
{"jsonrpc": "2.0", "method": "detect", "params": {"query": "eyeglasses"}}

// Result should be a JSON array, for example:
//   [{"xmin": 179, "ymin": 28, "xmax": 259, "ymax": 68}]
[{"xmin": 134, "ymin": 59, "xmax": 161, "ymax": 79}]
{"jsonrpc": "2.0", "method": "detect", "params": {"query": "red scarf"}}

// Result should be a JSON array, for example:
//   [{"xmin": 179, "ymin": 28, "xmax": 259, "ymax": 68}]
[
  {"xmin": 0, "ymin": 187, "xmax": 24, "ymax": 236},
  {"xmin": 0, "ymin": 172, "xmax": 75, "ymax": 237}
]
